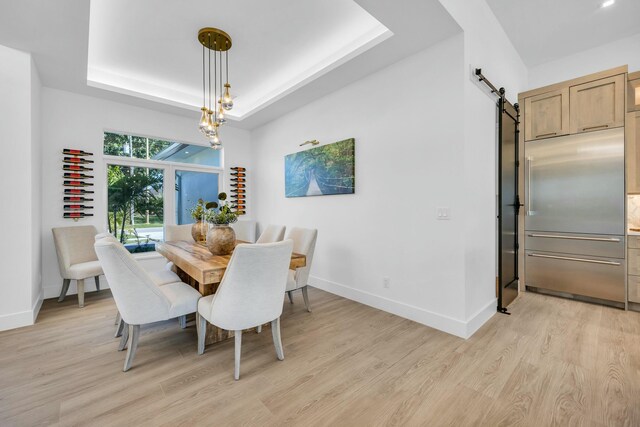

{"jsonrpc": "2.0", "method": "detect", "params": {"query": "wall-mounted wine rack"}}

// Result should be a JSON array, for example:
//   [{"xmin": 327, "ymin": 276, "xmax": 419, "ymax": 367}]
[
  {"xmin": 62, "ymin": 149, "xmax": 95, "ymax": 221},
  {"xmin": 230, "ymin": 166, "xmax": 246, "ymax": 215}
]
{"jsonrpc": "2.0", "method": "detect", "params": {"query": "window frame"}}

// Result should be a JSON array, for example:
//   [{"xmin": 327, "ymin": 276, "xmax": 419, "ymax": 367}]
[{"xmin": 102, "ymin": 132, "xmax": 224, "ymax": 246}]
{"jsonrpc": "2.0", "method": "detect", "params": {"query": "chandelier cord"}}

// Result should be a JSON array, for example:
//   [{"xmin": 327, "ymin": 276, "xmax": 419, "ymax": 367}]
[
  {"xmin": 226, "ymin": 44, "xmax": 229, "ymax": 84},
  {"xmin": 219, "ymin": 49, "xmax": 223, "ymax": 111},
  {"xmin": 202, "ymin": 43, "xmax": 205, "ymax": 107},
  {"xmin": 213, "ymin": 40, "xmax": 217, "ymax": 122},
  {"xmin": 208, "ymin": 33, "xmax": 211, "ymax": 113}
]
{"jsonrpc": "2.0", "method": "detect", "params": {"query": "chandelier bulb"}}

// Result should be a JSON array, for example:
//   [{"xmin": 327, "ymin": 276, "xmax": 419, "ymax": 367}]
[
  {"xmin": 217, "ymin": 100, "xmax": 227, "ymax": 125},
  {"xmin": 198, "ymin": 107, "xmax": 209, "ymax": 133},
  {"xmin": 222, "ymin": 83, "xmax": 233, "ymax": 110}
]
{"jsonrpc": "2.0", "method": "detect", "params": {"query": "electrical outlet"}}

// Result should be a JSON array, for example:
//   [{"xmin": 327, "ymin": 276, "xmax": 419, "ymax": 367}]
[
  {"xmin": 383, "ymin": 277, "xmax": 391, "ymax": 288},
  {"xmin": 436, "ymin": 207, "xmax": 450, "ymax": 220}
]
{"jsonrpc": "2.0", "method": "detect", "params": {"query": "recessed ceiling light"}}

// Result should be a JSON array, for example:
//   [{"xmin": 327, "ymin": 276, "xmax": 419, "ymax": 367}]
[
  {"xmin": 601, "ymin": 0, "xmax": 615, "ymax": 8},
  {"xmin": 185, "ymin": 151, "xmax": 189, "ymax": 154}
]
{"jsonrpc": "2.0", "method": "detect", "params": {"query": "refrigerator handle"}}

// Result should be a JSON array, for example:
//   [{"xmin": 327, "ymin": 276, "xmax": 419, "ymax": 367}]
[
  {"xmin": 527, "ymin": 252, "xmax": 621, "ymax": 266},
  {"xmin": 526, "ymin": 157, "xmax": 534, "ymax": 216}
]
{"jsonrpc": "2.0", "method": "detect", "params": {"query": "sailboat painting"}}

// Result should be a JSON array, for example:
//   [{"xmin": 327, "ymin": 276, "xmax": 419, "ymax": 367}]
[{"xmin": 285, "ymin": 138, "xmax": 355, "ymax": 198}]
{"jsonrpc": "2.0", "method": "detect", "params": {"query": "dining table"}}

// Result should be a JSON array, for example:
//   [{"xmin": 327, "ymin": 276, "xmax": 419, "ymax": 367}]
[{"xmin": 155, "ymin": 240, "xmax": 306, "ymax": 345}]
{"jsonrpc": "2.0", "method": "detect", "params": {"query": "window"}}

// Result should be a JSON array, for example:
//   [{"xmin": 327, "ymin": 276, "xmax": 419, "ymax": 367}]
[
  {"xmin": 104, "ymin": 132, "xmax": 223, "ymax": 252},
  {"xmin": 175, "ymin": 170, "xmax": 219, "ymax": 225}
]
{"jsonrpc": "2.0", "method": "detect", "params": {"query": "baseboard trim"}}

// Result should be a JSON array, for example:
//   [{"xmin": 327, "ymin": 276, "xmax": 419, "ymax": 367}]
[
  {"xmin": 32, "ymin": 291, "xmax": 44, "ymax": 323},
  {"xmin": 0, "ymin": 296, "xmax": 40, "ymax": 332},
  {"xmin": 309, "ymin": 276, "xmax": 470, "ymax": 338},
  {"xmin": 465, "ymin": 298, "xmax": 497, "ymax": 337}
]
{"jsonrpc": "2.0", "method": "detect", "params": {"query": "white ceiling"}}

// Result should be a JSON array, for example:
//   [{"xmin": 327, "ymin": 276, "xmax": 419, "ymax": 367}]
[
  {"xmin": 0, "ymin": 0, "xmax": 461, "ymax": 129},
  {"xmin": 486, "ymin": 0, "xmax": 640, "ymax": 66}
]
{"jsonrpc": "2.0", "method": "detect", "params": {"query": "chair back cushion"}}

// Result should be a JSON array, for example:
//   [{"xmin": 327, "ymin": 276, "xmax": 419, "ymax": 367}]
[
  {"xmin": 165, "ymin": 224, "xmax": 194, "ymax": 242},
  {"xmin": 256, "ymin": 224, "xmax": 286, "ymax": 244},
  {"xmin": 209, "ymin": 240, "xmax": 293, "ymax": 330},
  {"xmin": 94, "ymin": 240, "xmax": 171, "ymax": 324},
  {"xmin": 230, "ymin": 220, "xmax": 257, "ymax": 243},
  {"xmin": 286, "ymin": 227, "xmax": 318, "ymax": 289},
  {"xmin": 52, "ymin": 225, "xmax": 99, "ymax": 276}
]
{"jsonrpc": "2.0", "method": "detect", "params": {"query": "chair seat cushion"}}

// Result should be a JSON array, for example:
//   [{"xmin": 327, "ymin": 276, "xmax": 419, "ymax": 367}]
[
  {"xmin": 159, "ymin": 282, "xmax": 201, "ymax": 318},
  {"xmin": 149, "ymin": 269, "xmax": 181, "ymax": 286},
  {"xmin": 197, "ymin": 294, "xmax": 217, "ymax": 322},
  {"xmin": 67, "ymin": 260, "xmax": 103, "ymax": 280},
  {"xmin": 286, "ymin": 269, "xmax": 297, "ymax": 291}
]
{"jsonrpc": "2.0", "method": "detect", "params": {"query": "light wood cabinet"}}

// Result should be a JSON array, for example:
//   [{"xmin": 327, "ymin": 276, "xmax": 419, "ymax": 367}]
[
  {"xmin": 629, "ymin": 275, "xmax": 640, "ymax": 303},
  {"xmin": 569, "ymin": 74, "xmax": 625, "ymax": 134},
  {"xmin": 629, "ymin": 71, "xmax": 640, "ymax": 112},
  {"xmin": 627, "ymin": 112, "xmax": 640, "ymax": 194},
  {"xmin": 524, "ymin": 88, "xmax": 569, "ymax": 141}
]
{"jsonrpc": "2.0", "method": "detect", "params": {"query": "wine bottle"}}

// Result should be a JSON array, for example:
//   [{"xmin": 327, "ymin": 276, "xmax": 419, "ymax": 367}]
[
  {"xmin": 65, "ymin": 188, "xmax": 94, "ymax": 194},
  {"xmin": 64, "ymin": 212, "xmax": 94, "ymax": 218},
  {"xmin": 64, "ymin": 157, "xmax": 94, "ymax": 164},
  {"xmin": 64, "ymin": 196, "xmax": 94, "ymax": 202},
  {"xmin": 230, "ymin": 172, "xmax": 246, "ymax": 177},
  {"xmin": 230, "ymin": 183, "xmax": 246, "ymax": 188},
  {"xmin": 231, "ymin": 196, "xmax": 246, "ymax": 201},
  {"xmin": 230, "ymin": 178, "xmax": 245, "ymax": 182},
  {"xmin": 230, "ymin": 167, "xmax": 246, "ymax": 172},
  {"xmin": 230, "ymin": 189, "xmax": 246, "ymax": 194},
  {"xmin": 64, "ymin": 205, "xmax": 94, "ymax": 210},
  {"xmin": 64, "ymin": 173, "xmax": 94, "ymax": 179},
  {"xmin": 63, "ymin": 149, "xmax": 93, "ymax": 156},
  {"xmin": 64, "ymin": 180, "xmax": 94, "ymax": 187},
  {"xmin": 63, "ymin": 164, "xmax": 93, "ymax": 172},
  {"xmin": 234, "ymin": 210, "xmax": 246, "ymax": 215}
]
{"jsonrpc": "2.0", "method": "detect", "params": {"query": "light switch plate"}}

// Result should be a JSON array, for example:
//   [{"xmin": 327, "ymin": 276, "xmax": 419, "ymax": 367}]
[{"xmin": 436, "ymin": 207, "xmax": 450, "ymax": 220}]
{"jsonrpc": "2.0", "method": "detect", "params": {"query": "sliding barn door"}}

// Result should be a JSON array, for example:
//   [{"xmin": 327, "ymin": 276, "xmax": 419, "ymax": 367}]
[{"xmin": 497, "ymin": 98, "xmax": 521, "ymax": 312}]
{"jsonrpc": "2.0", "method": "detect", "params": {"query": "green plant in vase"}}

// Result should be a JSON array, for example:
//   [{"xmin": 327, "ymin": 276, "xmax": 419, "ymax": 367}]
[
  {"xmin": 204, "ymin": 192, "xmax": 238, "ymax": 255},
  {"xmin": 189, "ymin": 198, "xmax": 209, "ymax": 244}
]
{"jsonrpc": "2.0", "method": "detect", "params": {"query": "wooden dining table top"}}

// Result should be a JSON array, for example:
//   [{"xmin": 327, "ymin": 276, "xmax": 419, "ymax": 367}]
[{"xmin": 156, "ymin": 240, "xmax": 306, "ymax": 289}]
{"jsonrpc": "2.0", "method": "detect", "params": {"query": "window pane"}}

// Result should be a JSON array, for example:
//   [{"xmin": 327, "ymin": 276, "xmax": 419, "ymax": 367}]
[
  {"xmin": 104, "ymin": 132, "xmax": 221, "ymax": 167},
  {"xmin": 107, "ymin": 165, "xmax": 164, "ymax": 252},
  {"xmin": 175, "ymin": 170, "xmax": 219, "ymax": 225}
]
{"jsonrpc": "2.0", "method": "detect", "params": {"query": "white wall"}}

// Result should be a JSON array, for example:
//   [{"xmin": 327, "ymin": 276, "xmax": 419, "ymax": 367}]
[
  {"xmin": 251, "ymin": 34, "xmax": 470, "ymax": 336},
  {"xmin": 528, "ymin": 32, "xmax": 640, "ymax": 90},
  {"xmin": 0, "ymin": 45, "xmax": 42, "ymax": 331},
  {"xmin": 40, "ymin": 88, "xmax": 252, "ymax": 299},
  {"xmin": 439, "ymin": 0, "xmax": 528, "ymax": 326},
  {"xmin": 31, "ymin": 57, "xmax": 42, "ymax": 311}
]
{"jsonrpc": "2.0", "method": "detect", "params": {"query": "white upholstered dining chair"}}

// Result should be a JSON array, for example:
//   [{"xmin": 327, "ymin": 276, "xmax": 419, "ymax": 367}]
[
  {"xmin": 196, "ymin": 240, "xmax": 293, "ymax": 380},
  {"xmin": 94, "ymin": 233, "xmax": 184, "ymax": 336},
  {"xmin": 230, "ymin": 220, "xmax": 257, "ymax": 243},
  {"xmin": 256, "ymin": 224, "xmax": 286, "ymax": 243},
  {"xmin": 95, "ymin": 239, "xmax": 201, "ymax": 371},
  {"xmin": 164, "ymin": 224, "xmax": 194, "ymax": 242},
  {"xmin": 52, "ymin": 225, "xmax": 103, "ymax": 307},
  {"xmin": 285, "ymin": 227, "xmax": 318, "ymax": 311}
]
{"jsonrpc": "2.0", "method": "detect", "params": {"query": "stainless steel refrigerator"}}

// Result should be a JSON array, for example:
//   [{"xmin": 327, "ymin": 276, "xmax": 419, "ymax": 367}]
[{"xmin": 524, "ymin": 127, "xmax": 625, "ymax": 303}]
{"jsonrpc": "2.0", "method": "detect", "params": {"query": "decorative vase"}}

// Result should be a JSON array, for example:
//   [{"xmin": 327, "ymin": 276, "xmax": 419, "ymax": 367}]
[
  {"xmin": 191, "ymin": 220, "xmax": 209, "ymax": 244},
  {"xmin": 206, "ymin": 224, "xmax": 236, "ymax": 255}
]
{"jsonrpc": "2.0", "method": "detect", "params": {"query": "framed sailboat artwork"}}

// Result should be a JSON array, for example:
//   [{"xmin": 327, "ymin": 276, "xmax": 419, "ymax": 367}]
[{"xmin": 284, "ymin": 138, "xmax": 355, "ymax": 198}]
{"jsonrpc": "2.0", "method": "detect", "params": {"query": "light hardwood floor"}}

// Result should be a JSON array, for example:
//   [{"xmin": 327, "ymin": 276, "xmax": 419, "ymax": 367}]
[{"xmin": 1, "ymin": 288, "xmax": 639, "ymax": 426}]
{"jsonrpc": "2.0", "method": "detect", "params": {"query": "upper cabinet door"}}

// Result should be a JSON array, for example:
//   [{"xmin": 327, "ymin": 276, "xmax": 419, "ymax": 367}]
[
  {"xmin": 524, "ymin": 88, "xmax": 570, "ymax": 141},
  {"xmin": 569, "ymin": 74, "xmax": 625, "ymax": 134},
  {"xmin": 629, "ymin": 72, "xmax": 640, "ymax": 112}
]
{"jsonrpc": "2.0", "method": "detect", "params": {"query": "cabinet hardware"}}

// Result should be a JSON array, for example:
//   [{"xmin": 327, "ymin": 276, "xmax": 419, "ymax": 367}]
[
  {"xmin": 535, "ymin": 132, "xmax": 557, "ymax": 138},
  {"xmin": 527, "ymin": 253, "xmax": 621, "ymax": 266},
  {"xmin": 527, "ymin": 233, "xmax": 621, "ymax": 242},
  {"xmin": 582, "ymin": 124, "xmax": 609, "ymax": 131}
]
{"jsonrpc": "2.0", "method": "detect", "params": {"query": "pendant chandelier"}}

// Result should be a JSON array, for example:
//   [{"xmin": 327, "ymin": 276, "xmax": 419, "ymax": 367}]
[{"xmin": 197, "ymin": 28, "xmax": 234, "ymax": 150}]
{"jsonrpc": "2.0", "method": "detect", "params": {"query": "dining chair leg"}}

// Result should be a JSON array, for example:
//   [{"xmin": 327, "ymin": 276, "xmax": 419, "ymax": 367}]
[
  {"xmin": 77, "ymin": 279, "xmax": 85, "ymax": 308},
  {"xmin": 287, "ymin": 291, "xmax": 294, "ymax": 304},
  {"xmin": 234, "ymin": 330, "xmax": 242, "ymax": 380},
  {"xmin": 95, "ymin": 275, "xmax": 101, "ymax": 292},
  {"xmin": 301, "ymin": 286, "xmax": 311, "ymax": 312},
  {"xmin": 115, "ymin": 317, "xmax": 125, "ymax": 338},
  {"xmin": 117, "ymin": 321, "xmax": 129, "ymax": 351},
  {"xmin": 58, "ymin": 279, "xmax": 70, "ymax": 302},
  {"xmin": 114, "ymin": 311, "xmax": 121, "ymax": 325},
  {"xmin": 123, "ymin": 324, "xmax": 140, "ymax": 372},
  {"xmin": 271, "ymin": 317, "xmax": 284, "ymax": 361},
  {"xmin": 256, "ymin": 325, "xmax": 262, "ymax": 334},
  {"xmin": 178, "ymin": 315, "xmax": 187, "ymax": 329},
  {"xmin": 197, "ymin": 313, "xmax": 206, "ymax": 355}
]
